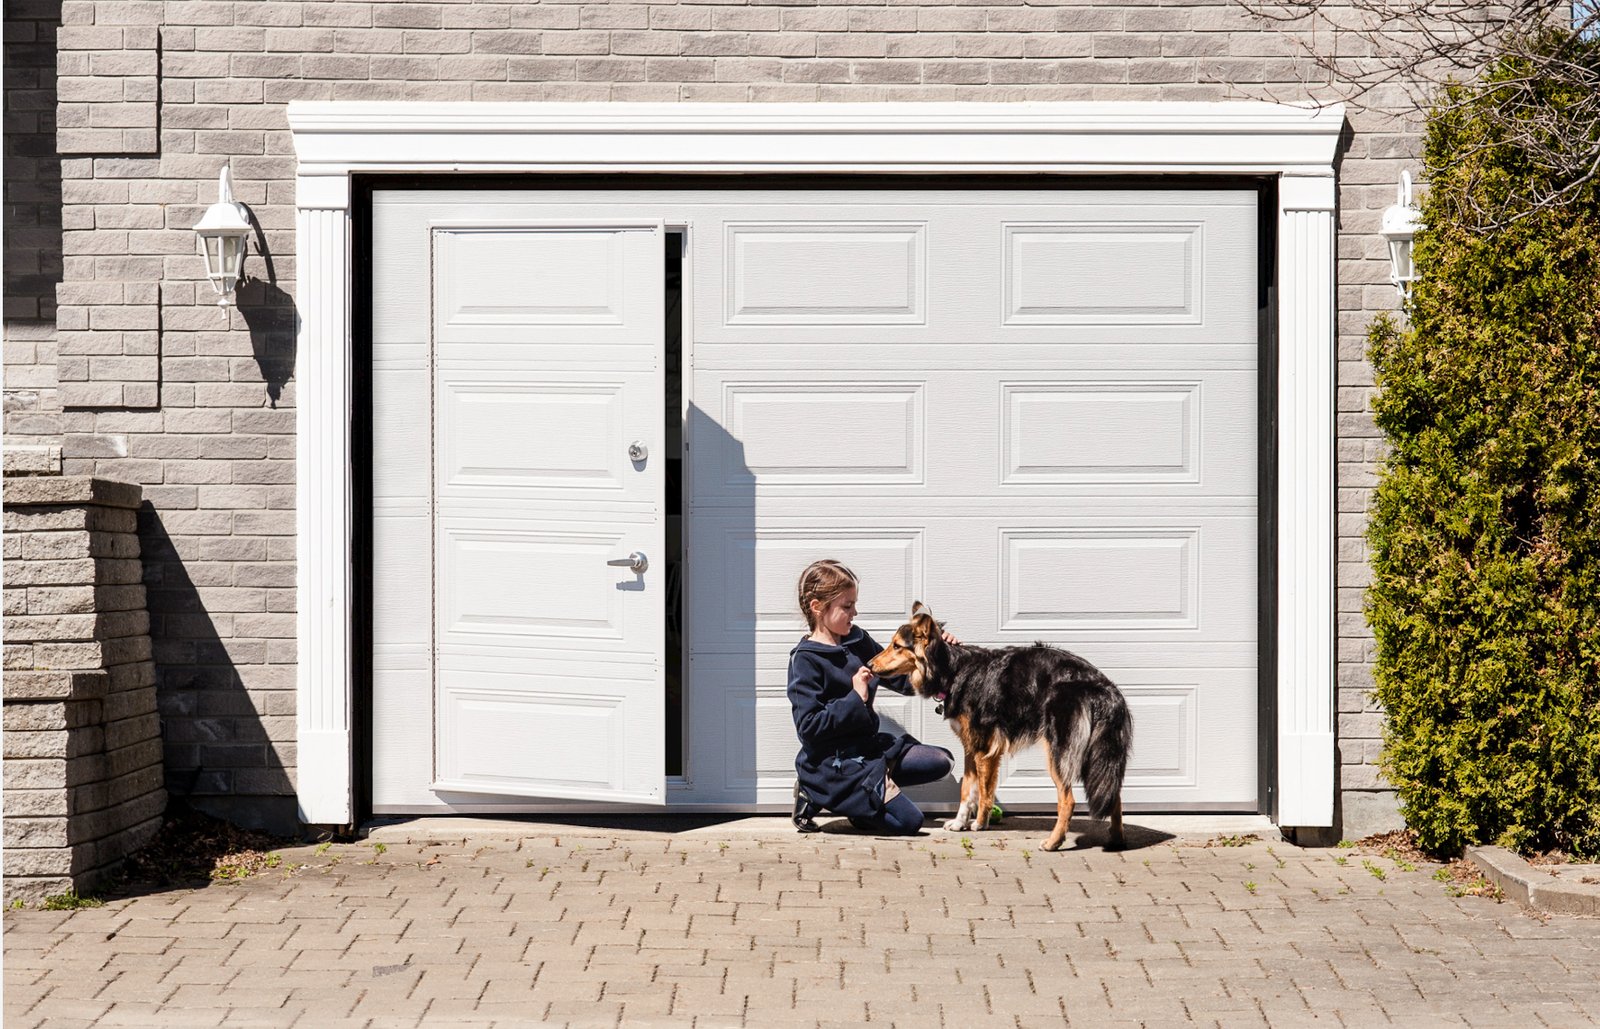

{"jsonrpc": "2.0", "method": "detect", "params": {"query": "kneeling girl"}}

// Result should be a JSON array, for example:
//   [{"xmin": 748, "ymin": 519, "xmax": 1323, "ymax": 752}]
[{"xmin": 787, "ymin": 559, "xmax": 953, "ymax": 834}]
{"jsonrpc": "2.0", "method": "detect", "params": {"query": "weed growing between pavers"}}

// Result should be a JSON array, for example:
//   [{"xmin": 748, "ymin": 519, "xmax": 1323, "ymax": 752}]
[
  {"xmin": 1434, "ymin": 860, "xmax": 1507, "ymax": 901},
  {"xmin": 1205, "ymin": 833, "xmax": 1261, "ymax": 848},
  {"xmin": 39, "ymin": 889, "xmax": 103, "ymax": 911},
  {"xmin": 211, "ymin": 850, "xmax": 282, "ymax": 881}
]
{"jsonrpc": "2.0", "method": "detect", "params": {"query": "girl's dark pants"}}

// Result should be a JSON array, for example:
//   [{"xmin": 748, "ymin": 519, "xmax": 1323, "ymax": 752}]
[{"xmin": 853, "ymin": 744, "xmax": 953, "ymax": 835}]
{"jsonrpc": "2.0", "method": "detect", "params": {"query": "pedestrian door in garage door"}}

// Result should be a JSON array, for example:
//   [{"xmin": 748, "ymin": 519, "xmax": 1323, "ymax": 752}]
[
  {"xmin": 369, "ymin": 217, "xmax": 667, "ymax": 806},
  {"xmin": 367, "ymin": 185, "xmax": 1260, "ymax": 815}
]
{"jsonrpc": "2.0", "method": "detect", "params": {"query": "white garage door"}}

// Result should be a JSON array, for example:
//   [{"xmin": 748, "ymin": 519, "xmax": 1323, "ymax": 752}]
[{"xmin": 369, "ymin": 187, "xmax": 1258, "ymax": 814}]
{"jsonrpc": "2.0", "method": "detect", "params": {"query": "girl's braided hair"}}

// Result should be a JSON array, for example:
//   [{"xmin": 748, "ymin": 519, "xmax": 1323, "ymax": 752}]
[{"xmin": 796, "ymin": 559, "xmax": 858, "ymax": 631}]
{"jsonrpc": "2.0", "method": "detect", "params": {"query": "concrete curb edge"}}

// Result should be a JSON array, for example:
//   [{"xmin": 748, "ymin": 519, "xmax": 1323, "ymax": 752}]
[{"xmin": 1467, "ymin": 845, "xmax": 1600, "ymax": 917}]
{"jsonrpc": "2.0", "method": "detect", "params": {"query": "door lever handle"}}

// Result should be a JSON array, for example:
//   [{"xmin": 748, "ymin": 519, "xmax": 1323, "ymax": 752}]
[{"xmin": 607, "ymin": 551, "xmax": 649, "ymax": 574}]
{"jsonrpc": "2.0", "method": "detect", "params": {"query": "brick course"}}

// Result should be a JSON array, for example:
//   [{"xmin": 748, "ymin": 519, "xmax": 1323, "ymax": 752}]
[{"xmin": 1, "ymin": 0, "xmax": 1407, "ymax": 836}]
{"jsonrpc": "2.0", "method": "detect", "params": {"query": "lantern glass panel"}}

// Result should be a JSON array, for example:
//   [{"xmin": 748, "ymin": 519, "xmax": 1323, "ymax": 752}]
[
  {"xmin": 222, "ymin": 235, "xmax": 244, "ymax": 279},
  {"xmin": 1388, "ymin": 237, "xmax": 1414, "ymax": 284}
]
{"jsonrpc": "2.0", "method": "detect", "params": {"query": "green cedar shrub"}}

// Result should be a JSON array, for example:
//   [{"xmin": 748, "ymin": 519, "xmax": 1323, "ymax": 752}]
[{"xmin": 1366, "ymin": 31, "xmax": 1600, "ymax": 859}]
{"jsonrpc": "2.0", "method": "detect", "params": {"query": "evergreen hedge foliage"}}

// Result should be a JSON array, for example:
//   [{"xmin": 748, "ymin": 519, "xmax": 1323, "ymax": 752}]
[{"xmin": 1366, "ymin": 33, "xmax": 1600, "ymax": 858}]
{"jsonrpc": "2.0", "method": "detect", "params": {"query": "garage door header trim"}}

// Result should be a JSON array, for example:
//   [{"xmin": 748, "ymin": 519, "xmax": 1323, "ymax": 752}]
[{"xmin": 287, "ymin": 101, "xmax": 1342, "ymax": 829}]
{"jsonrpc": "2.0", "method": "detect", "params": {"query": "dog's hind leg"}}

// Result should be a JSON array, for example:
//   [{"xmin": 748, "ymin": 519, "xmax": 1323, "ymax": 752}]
[
  {"xmin": 944, "ymin": 749, "xmax": 978, "ymax": 832},
  {"xmin": 1106, "ymin": 795, "xmax": 1125, "ymax": 851},
  {"xmin": 1042, "ymin": 743, "xmax": 1075, "ymax": 852},
  {"xmin": 971, "ymin": 745, "xmax": 1003, "ymax": 831}
]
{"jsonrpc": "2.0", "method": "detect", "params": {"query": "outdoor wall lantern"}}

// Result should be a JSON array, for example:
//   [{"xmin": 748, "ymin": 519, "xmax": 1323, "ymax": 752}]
[
  {"xmin": 1381, "ymin": 170, "xmax": 1422, "ymax": 297},
  {"xmin": 194, "ymin": 166, "xmax": 252, "ymax": 308}
]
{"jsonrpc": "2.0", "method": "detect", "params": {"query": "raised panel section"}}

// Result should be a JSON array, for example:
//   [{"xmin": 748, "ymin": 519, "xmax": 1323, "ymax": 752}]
[
  {"xmin": 1003, "ymin": 223, "xmax": 1202, "ymax": 325},
  {"xmin": 439, "ymin": 526, "xmax": 625, "ymax": 641},
  {"xmin": 435, "ymin": 227, "xmax": 625, "ymax": 328},
  {"xmin": 1002, "ymin": 382, "xmax": 1200, "ymax": 485},
  {"xmin": 724, "ymin": 382, "xmax": 923, "ymax": 485},
  {"xmin": 1122, "ymin": 687, "xmax": 1198, "ymax": 787},
  {"xmin": 437, "ymin": 686, "xmax": 626, "ymax": 792},
  {"xmin": 723, "ymin": 687, "xmax": 806, "ymax": 790},
  {"xmin": 997, "ymin": 685, "xmax": 1196, "ymax": 789},
  {"xmin": 715, "ymin": 529, "xmax": 922, "ymax": 638},
  {"xmin": 440, "ymin": 382, "xmax": 624, "ymax": 490},
  {"xmin": 1000, "ymin": 529, "xmax": 1199, "ymax": 631},
  {"xmin": 726, "ymin": 222, "xmax": 926, "ymax": 325}
]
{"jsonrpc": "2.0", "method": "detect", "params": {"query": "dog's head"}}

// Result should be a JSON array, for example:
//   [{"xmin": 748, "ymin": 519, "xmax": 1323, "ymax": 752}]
[{"xmin": 867, "ymin": 601, "xmax": 944, "ymax": 696}]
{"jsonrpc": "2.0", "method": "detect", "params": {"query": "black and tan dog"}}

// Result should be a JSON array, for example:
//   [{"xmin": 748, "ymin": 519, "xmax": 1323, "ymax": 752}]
[{"xmin": 868, "ymin": 603, "xmax": 1133, "ymax": 851}]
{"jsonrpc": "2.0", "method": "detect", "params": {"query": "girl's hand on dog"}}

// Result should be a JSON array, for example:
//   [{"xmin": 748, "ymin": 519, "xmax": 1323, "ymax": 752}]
[
  {"xmin": 852, "ymin": 665, "xmax": 874, "ymax": 703},
  {"xmin": 941, "ymin": 629, "xmax": 962, "ymax": 646}
]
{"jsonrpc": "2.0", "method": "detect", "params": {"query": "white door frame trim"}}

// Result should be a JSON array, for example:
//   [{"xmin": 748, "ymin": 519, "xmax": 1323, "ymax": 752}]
[{"xmin": 287, "ymin": 100, "xmax": 1344, "ymax": 827}]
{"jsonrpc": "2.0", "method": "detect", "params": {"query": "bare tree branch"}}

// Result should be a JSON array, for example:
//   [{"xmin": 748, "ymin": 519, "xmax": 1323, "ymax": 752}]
[{"xmin": 1231, "ymin": 0, "xmax": 1600, "ymax": 225}]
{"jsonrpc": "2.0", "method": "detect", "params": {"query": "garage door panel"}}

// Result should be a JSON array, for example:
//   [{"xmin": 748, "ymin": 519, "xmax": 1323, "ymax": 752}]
[
  {"xmin": 434, "ymin": 667, "xmax": 660, "ymax": 803},
  {"xmin": 688, "ymin": 514, "xmax": 1254, "ymax": 652},
  {"xmin": 436, "ymin": 519, "xmax": 652, "ymax": 649},
  {"xmin": 994, "ymin": 521, "xmax": 1254, "ymax": 639},
  {"xmin": 1003, "ymin": 380, "xmax": 1201, "ymax": 485},
  {"xmin": 689, "ymin": 521, "xmax": 924, "ymax": 649},
  {"xmin": 686, "ymin": 663, "xmax": 1253, "ymax": 808},
  {"xmin": 694, "ymin": 197, "xmax": 1256, "ymax": 347},
  {"xmin": 433, "ymin": 223, "xmax": 662, "ymax": 346},
  {"xmin": 997, "ymin": 667, "xmax": 1257, "ymax": 807},
  {"xmin": 714, "ymin": 381, "xmax": 924, "ymax": 487},
  {"xmin": 724, "ymin": 221, "xmax": 927, "ymax": 326},
  {"xmin": 1003, "ymin": 221, "xmax": 1205, "ymax": 326},
  {"xmin": 691, "ymin": 367, "xmax": 1254, "ymax": 502},
  {"xmin": 1000, "ymin": 527, "xmax": 1200, "ymax": 632},
  {"xmin": 685, "ymin": 673, "xmax": 936, "ymax": 803},
  {"xmin": 720, "ymin": 684, "xmax": 815, "ymax": 792},
  {"xmin": 435, "ymin": 374, "xmax": 650, "ymax": 499}
]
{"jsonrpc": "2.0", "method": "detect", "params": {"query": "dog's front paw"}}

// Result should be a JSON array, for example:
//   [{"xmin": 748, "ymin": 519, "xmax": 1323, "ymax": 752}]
[{"xmin": 943, "ymin": 816, "xmax": 971, "ymax": 832}]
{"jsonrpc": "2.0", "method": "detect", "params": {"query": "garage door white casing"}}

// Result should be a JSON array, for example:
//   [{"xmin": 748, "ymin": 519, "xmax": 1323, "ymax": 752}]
[{"xmin": 288, "ymin": 101, "xmax": 1344, "ymax": 828}]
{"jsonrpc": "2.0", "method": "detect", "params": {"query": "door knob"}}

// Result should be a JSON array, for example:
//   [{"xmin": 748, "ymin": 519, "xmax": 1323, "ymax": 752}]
[
  {"xmin": 628, "ymin": 441, "xmax": 648, "ymax": 462},
  {"xmin": 607, "ymin": 551, "xmax": 649, "ymax": 574}
]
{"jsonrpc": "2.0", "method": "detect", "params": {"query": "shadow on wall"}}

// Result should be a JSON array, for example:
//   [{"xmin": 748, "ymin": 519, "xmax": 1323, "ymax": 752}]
[
  {"xmin": 2, "ymin": 1, "xmax": 62, "ymax": 326},
  {"xmin": 236, "ymin": 212, "xmax": 298, "ymax": 407},
  {"xmin": 140, "ymin": 505, "xmax": 299, "ymax": 835},
  {"xmin": 684, "ymin": 402, "xmax": 757, "ymax": 806}
]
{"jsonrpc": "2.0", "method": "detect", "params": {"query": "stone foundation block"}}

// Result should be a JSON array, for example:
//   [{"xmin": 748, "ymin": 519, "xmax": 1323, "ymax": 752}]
[{"xmin": 3, "ymin": 475, "xmax": 166, "ymax": 902}]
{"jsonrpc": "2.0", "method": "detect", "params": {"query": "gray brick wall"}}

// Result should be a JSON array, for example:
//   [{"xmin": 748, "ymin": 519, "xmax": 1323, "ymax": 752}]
[{"xmin": 5, "ymin": 0, "xmax": 1411, "ymax": 836}]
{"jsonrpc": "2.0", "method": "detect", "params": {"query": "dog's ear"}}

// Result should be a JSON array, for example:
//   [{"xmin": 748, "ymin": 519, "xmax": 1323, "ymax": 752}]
[
  {"xmin": 909, "ymin": 609, "xmax": 938, "ymax": 644},
  {"xmin": 911, "ymin": 600, "xmax": 930, "ymax": 618}
]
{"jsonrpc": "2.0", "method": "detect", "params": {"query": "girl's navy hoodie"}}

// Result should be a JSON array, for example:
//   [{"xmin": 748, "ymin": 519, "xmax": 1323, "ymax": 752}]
[{"xmin": 787, "ymin": 626, "xmax": 918, "ymax": 820}]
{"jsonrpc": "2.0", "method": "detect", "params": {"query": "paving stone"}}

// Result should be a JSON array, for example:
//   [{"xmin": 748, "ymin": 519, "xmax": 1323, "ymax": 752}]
[{"xmin": 6, "ymin": 829, "xmax": 1600, "ymax": 1026}]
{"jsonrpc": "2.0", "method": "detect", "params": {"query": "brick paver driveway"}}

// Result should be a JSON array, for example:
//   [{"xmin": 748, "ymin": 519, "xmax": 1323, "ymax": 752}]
[{"xmin": 6, "ymin": 818, "xmax": 1598, "ymax": 1028}]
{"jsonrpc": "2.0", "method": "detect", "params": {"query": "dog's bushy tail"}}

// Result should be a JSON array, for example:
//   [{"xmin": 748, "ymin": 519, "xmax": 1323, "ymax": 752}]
[{"xmin": 1082, "ymin": 686, "xmax": 1133, "ymax": 820}]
